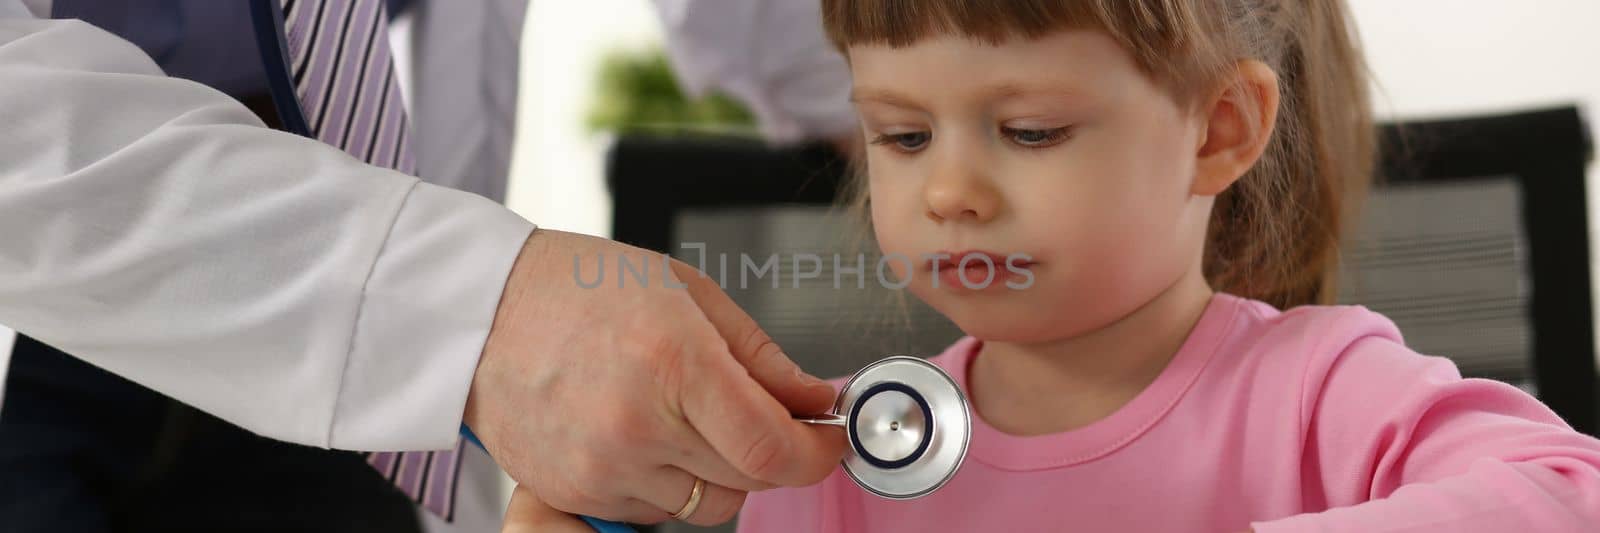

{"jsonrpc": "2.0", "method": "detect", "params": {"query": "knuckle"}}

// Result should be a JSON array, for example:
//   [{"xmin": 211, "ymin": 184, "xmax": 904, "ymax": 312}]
[
  {"xmin": 739, "ymin": 325, "xmax": 781, "ymax": 366},
  {"xmin": 601, "ymin": 400, "xmax": 675, "ymax": 454},
  {"xmin": 640, "ymin": 328, "xmax": 688, "ymax": 377},
  {"xmin": 736, "ymin": 428, "xmax": 790, "ymax": 482},
  {"xmin": 647, "ymin": 337, "xmax": 696, "ymax": 417},
  {"xmin": 568, "ymin": 454, "xmax": 616, "ymax": 490},
  {"xmin": 641, "ymin": 316, "xmax": 682, "ymax": 351},
  {"xmin": 597, "ymin": 403, "xmax": 647, "ymax": 443}
]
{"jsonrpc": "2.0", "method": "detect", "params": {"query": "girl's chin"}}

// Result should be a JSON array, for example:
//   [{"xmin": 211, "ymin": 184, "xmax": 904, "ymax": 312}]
[{"xmin": 928, "ymin": 300, "xmax": 1075, "ymax": 344}]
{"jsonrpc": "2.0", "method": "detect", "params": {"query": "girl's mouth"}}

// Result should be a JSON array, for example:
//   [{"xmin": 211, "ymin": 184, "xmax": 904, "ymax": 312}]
[{"xmin": 927, "ymin": 251, "xmax": 1035, "ymax": 288}]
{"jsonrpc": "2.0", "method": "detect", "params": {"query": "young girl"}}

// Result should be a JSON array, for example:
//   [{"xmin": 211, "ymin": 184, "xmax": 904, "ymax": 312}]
[{"xmin": 733, "ymin": 0, "xmax": 1600, "ymax": 532}]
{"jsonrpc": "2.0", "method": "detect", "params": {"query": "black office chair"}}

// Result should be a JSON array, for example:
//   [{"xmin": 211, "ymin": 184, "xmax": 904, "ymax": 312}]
[
  {"xmin": 606, "ymin": 105, "xmax": 1597, "ymax": 533},
  {"xmin": 1353, "ymin": 106, "xmax": 1596, "ymax": 436}
]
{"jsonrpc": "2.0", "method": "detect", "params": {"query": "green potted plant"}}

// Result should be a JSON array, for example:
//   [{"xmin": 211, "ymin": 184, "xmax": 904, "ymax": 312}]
[{"xmin": 586, "ymin": 46, "xmax": 756, "ymax": 137}]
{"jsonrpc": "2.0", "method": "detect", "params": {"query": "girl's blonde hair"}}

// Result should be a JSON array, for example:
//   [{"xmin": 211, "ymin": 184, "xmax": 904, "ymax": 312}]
[{"xmin": 822, "ymin": 0, "xmax": 1374, "ymax": 309}]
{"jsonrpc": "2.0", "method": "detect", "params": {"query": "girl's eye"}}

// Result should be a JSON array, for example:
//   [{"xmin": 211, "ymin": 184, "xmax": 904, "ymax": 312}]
[
  {"xmin": 869, "ymin": 131, "xmax": 931, "ymax": 152},
  {"xmin": 1002, "ymin": 126, "xmax": 1071, "ymax": 148}
]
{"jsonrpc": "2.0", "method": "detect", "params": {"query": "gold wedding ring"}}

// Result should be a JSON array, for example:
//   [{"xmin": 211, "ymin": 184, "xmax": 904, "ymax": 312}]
[{"xmin": 671, "ymin": 477, "xmax": 706, "ymax": 521}]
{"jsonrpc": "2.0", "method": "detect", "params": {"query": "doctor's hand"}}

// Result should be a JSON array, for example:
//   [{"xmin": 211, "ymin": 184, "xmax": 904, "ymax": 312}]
[{"xmin": 464, "ymin": 229, "xmax": 847, "ymax": 526}]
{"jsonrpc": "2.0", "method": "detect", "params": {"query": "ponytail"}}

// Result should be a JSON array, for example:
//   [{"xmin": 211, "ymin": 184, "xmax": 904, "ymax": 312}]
[{"xmin": 1204, "ymin": 0, "xmax": 1374, "ymax": 308}]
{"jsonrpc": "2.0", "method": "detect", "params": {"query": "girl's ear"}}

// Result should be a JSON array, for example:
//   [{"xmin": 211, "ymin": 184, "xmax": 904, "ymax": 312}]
[{"xmin": 1192, "ymin": 60, "xmax": 1281, "ymax": 196}]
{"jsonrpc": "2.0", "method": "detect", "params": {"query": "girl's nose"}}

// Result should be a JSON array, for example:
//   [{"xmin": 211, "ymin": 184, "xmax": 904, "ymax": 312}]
[{"xmin": 923, "ymin": 163, "xmax": 1001, "ymax": 224}]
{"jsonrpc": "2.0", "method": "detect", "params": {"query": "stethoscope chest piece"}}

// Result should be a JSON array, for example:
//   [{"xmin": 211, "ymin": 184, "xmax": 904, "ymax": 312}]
[{"xmin": 800, "ymin": 356, "xmax": 971, "ymax": 499}]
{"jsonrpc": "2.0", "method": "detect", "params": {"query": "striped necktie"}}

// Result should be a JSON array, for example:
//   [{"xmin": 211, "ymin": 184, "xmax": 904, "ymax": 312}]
[{"xmin": 277, "ymin": 0, "xmax": 464, "ymax": 521}]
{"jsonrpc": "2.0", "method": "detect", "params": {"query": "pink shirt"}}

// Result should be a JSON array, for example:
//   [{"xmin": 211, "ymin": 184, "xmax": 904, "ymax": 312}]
[{"xmin": 739, "ymin": 293, "xmax": 1600, "ymax": 532}]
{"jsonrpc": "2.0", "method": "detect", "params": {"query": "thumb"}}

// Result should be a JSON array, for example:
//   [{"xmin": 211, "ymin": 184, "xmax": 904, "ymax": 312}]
[
  {"xmin": 502, "ymin": 485, "xmax": 594, "ymax": 533},
  {"xmin": 671, "ymin": 259, "xmax": 837, "ymax": 414}
]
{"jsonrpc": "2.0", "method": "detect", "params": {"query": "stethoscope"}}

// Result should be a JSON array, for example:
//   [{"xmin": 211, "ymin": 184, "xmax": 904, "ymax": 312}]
[
  {"xmin": 484, "ymin": 356, "xmax": 971, "ymax": 532},
  {"xmin": 793, "ymin": 356, "xmax": 971, "ymax": 500}
]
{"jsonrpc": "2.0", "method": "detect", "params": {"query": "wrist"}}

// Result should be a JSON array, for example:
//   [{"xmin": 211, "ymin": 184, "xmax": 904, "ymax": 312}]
[{"xmin": 464, "ymin": 228, "xmax": 550, "ymax": 434}]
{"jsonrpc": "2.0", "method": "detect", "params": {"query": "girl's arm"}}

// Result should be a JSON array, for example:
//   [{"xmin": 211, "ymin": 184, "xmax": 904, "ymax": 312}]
[
  {"xmin": 1251, "ymin": 336, "xmax": 1600, "ymax": 532},
  {"xmin": 501, "ymin": 485, "xmax": 594, "ymax": 533}
]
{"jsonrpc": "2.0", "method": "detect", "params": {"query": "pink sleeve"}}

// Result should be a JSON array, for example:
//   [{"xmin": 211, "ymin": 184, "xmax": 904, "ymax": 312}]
[
  {"xmin": 1253, "ymin": 335, "xmax": 1600, "ymax": 533},
  {"xmin": 737, "ymin": 484, "xmax": 825, "ymax": 533}
]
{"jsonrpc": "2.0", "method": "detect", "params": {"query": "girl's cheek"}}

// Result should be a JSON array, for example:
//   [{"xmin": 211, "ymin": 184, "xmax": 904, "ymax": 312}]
[
  {"xmin": 869, "ymin": 180, "xmax": 915, "ymax": 240},
  {"xmin": 871, "ymin": 217, "xmax": 913, "ymax": 267}
]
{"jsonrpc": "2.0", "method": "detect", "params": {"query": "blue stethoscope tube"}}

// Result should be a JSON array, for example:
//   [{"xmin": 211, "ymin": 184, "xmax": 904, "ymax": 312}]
[{"xmin": 459, "ymin": 427, "xmax": 635, "ymax": 533}]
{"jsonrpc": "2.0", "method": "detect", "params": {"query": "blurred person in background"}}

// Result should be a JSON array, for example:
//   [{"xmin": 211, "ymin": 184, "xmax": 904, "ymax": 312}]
[{"xmin": 652, "ymin": 0, "xmax": 860, "ymax": 157}]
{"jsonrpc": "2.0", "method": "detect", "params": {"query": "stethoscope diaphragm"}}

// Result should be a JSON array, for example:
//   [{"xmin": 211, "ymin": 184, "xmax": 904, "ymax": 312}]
[{"xmin": 796, "ymin": 356, "xmax": 971, "ymax": 499}]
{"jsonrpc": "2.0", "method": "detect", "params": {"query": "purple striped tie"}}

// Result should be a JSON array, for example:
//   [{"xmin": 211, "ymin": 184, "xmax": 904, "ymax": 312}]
[{"xmin": 279, "ymin": 0, "xmax": 464, "ymax": 521}]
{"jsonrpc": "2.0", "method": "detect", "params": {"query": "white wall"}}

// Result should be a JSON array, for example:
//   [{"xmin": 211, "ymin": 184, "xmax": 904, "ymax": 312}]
[
  {"xmin": 506, "ymin": 0, "xmax": 663, "ymax": 236},
  {"xmin": 1351, "ymin": 0, "xmax": 1600, "ymax": 123},
  {"xmin": 1350, "ymin": 0, "xmax": 1600, "ymax": 218}
]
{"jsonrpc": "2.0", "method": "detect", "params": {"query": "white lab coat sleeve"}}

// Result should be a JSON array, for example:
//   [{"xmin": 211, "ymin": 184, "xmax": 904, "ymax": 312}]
[
  {"xmin": 0, "ymin": 13, "xmax": 535, "ymax": 451},
  {"xmin": 650, "ymin": 0, "xmax": 857, "ymax": 145}
]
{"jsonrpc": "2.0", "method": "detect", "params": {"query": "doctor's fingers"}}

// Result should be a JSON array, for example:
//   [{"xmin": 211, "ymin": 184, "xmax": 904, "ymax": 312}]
[
  {"xmin": 636, "ymin": 466, "xmax": 746, "ymax": 526},
  {"xmin": 671, "ymin": 259, "xmax": 837, "ymax": 415},
  {"xmin": 674, "ymin": 337, "xmax": 849, "ymax": 487},
  {"xmin": 653, "ymin": 418, "xmax": 779, "ymax": 492}
]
